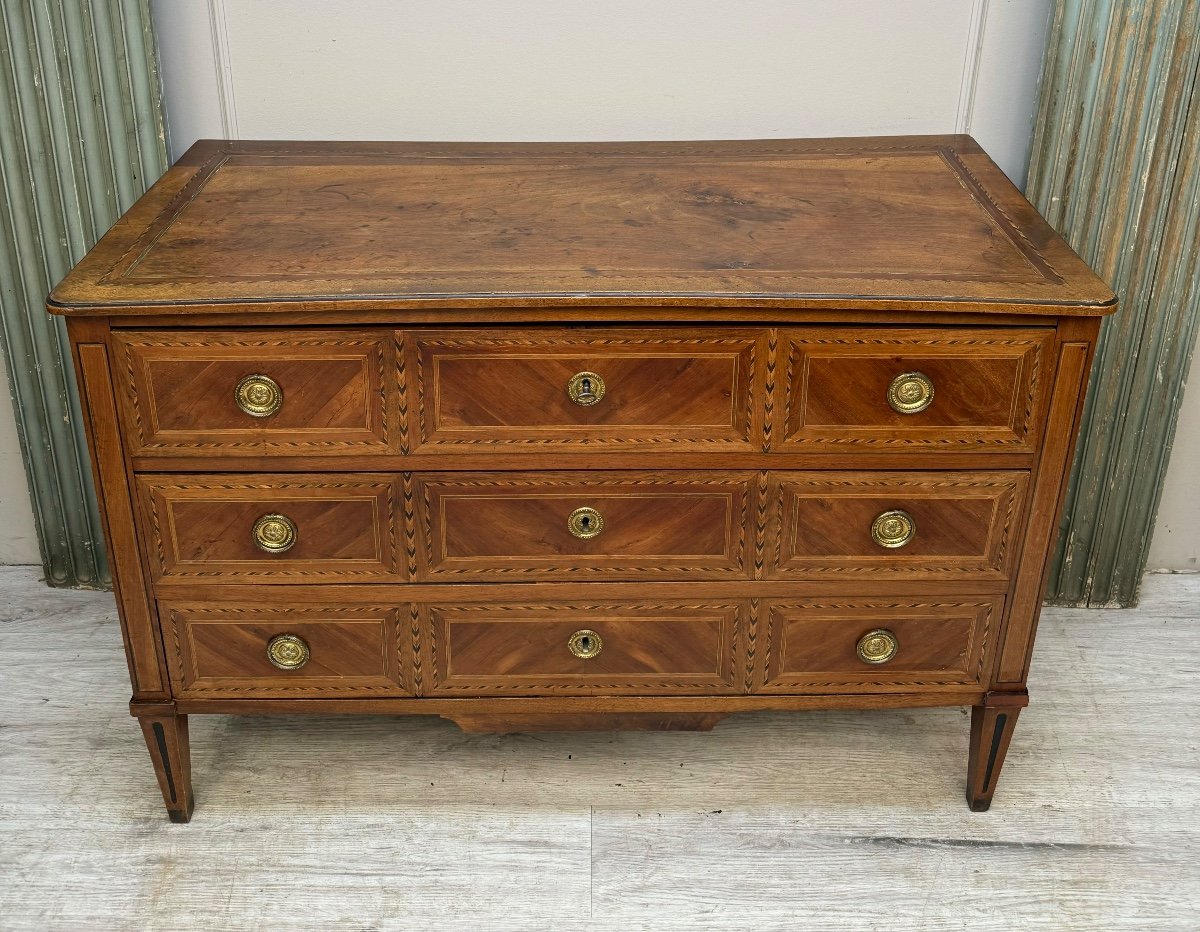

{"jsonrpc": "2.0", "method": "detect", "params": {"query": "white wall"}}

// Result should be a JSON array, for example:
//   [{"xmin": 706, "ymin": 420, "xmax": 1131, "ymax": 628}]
[
  {"xmin": 5, "ymin": 0, "xmax": 1061, "ymax": 565},
  {"xmin": 0, "ymin": 369, "xmax": 39, "ymax": 563},
  {"xmin": 152, "ymin": 0, "xmax": 1052, "ymax": 184},
  {"xmin": 1148, "ymin": 328, "xmax": 1200, "ymax": 572}
]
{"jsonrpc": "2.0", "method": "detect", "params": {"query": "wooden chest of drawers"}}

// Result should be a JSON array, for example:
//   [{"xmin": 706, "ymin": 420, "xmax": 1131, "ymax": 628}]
[{"xmin": 49, "ymin": 137, "xmax": 1114, "ymax": 821}]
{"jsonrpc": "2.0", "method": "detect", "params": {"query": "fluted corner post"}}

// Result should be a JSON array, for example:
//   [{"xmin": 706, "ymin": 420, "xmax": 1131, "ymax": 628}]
[
  {"xmin": 1028, "ymin": 1, "xmax": 1200, "ymax": 607},
  {"xmin": 0, "ymin": 0, "xmax": 167, "ymax": 587}
]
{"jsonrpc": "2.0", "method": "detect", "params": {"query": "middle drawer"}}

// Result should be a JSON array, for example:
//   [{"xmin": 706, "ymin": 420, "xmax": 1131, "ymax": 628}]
[{"xmin": 136, "ymin": 470, "xmax": 1026, "ymax": 584}]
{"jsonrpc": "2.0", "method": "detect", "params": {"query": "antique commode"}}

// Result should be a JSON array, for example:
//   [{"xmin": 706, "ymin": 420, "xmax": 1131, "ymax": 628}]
[{"xmin": 49, "ymin": 137, "xmax": 1114, "ymax": 821}]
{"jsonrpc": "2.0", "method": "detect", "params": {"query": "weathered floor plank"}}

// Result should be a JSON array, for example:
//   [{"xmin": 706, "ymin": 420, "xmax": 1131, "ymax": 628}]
[{"xmin": 0, "ymin": 568, "xmax": 1196, "ymax": 930}]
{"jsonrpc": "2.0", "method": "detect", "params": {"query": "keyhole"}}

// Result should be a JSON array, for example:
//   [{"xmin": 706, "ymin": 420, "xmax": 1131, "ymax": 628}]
[
  {"xmin": 579, "ymin": 635, "xmax": 592, "ymax": 652},
  {"xmin": 580, "ymin": 378, "xmax": 592, "ymax": 397},
  {"xmin": 580, "ymin": 515, "xmax": 591, "ymax": 530}
]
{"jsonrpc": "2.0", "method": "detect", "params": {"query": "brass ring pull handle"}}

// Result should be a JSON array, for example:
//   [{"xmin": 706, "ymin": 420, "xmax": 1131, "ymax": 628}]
[
  {"xmin": 567, "ymin": 506, "xmax": 604, "ymax": 539},
  {"xmin": 887, "ymin": 371, "xmax": 934, "ymax": 414},
  {"xmin": 568, "ymin": 629, "xmax": 603, "ymax": 659},
  {"xmin": 871, "ymin": 509, "xmax": 916, "ymax": 549},
  {"xmin": 253, "ymin": 513, "xmax": 298, "ymax": 553},
  {"xmin": 567, "ymin": 371, "xmax": 605, "ymax": 406},
  {"xmin": 235, "ymin": 373, "xmax": 284, "ymax": 417},
  {"xmin": 266, "ymin": 633, "xmax": 311, "ymax": 670},
  {"xmin": 857, "ymin": 629, "xmax": 899, "ymax": 665}
]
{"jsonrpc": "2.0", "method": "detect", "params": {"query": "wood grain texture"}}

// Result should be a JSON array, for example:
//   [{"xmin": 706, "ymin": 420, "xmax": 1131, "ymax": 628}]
[
  {"xmin": 162, "ymin": 602, "xmax": 411, "ymax": 698},
  {"xmin": 425, "ymin": 600, "xmax": 745, "ymax": 697},
  {"xmin": 68, "ymin": 321, "xmax": 168, "ymax": 697},
  {"xmin": 1, "ymin": 568, "xmax": 1196, "ymax": 930},
  {"xmin": 778, "ymin": 327, "xmax": 1053, "ymax": 452},
  {"xmin": 770, "ymin": 471, "xmax": 1027, "ymax": 580},
  {"xmin": 113, "ymin": 329, "xmax": 396, "ymax": 455},
  {"xmin": 136, "ymin": 474, "xmax": 401, "ymax": 583},
  {"xmin": 47, "ymin": 137, "xmax": 1115, "ymax": 314},
  {"xmin": 415, "ymin": 470, "xmax": 753, "ymax": 581},
  {"xmin": 758, "ymin": 597, "xmax": 1000, "ymax": 693},
  {"xmin": 411, "ymin": 328, "xmax": 764, "ymax": 452}
]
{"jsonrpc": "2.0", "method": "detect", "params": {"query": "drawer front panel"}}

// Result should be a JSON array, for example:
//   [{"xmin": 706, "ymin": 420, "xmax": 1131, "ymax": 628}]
[
  {"xmin": 759, "ymin": 596, "xmax": 1000, "ymax": 693},
  {"xmin": 412, "ymin": 329, "xmax": 763, "ymax": 452},
  {"xmin": 416, "ymin": 471, "xmax": 753, "ymax": 581},
  {"xmin": 779, "ymin": 328, "xmax": 1052, "ymax": 451},
  {"xmin": 771, "ymin": 471, "xmax": 1027, "ymax": 580},
  {"xmin": 427, "ymin": 601, "xmax": 743, "ymax": 695},
  {"xmin": 138, "ymin": 475, "xmax": 401, "ymax": 582},
  {"xmin": 162, "ymin": 603, "xmax": 410, "ymax": 697},
  {"xmin": 114, "ymin": 330, "xmax": 395, "ymax": 455}
]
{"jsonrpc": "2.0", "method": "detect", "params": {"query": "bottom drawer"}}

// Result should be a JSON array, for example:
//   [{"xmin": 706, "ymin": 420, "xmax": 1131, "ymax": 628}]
[
  {"xmin": 427, "ymin": 600, "xmax": 744, "ymax": 696},
  {"xmin": 759, "ymin": 596, "xmax": 1001, "ymax": 693},
  {"xmin": 162, "ymin": 603, "xmax": 411, "ymax": 698}
]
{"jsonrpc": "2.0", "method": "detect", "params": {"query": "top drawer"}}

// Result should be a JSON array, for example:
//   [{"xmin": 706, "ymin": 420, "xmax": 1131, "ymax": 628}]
[
  {"xmin": 114, "ymin": 330, "xmax": 397, "ymax": 456},
  {"xmin": 777, "ymin": 328, "xmax": 1053, "ymax": 453},
  {"xmin": 410, "ymin": 329, "xmax": 765, "ymax": 453}
]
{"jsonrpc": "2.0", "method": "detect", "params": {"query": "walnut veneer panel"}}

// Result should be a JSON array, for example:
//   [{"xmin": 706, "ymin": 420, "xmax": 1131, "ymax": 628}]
[
  {"xmin": 163, "ymin": 602, "xmax": 410, "ymax": 698},
  {"xmin": 779, "ymin": 328, "xmax": 1053, "ymax": 452},
  {"xmin": 49, "ymin": 138, "xmax": 1115, "ymax": 314},
  {"xmin": 137, "ymin": 475, "xmax": 400, "ymax": 583},
  {"xmin": 426, "ymin": 600, "xmax": 744, "ymax": 696},
  {"xmin": 114, "ymin": 330, "xmax": 396, "ymax": 455},
  {"xmin": 759, "ymin": 597, "xmax": 1000, "ymax": 693},
  {"xmin": 415, "ymin": 471, "xmax": 753, "ymax": 581},
  {"xmin": 412, "ymin": 329, "xmax": 764, "ymax": 452},
  {"xmin": 771, "ymin": 471, "xmax": 1028, "ymax": 580}
]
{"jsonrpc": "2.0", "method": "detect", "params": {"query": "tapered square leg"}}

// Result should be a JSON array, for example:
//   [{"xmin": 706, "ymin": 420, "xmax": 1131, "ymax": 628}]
[
  {"xmin": 966, "ymin": 696, "xmax": 1024, "ymax": 811},
  {"xmin": 137, "ymin": 712, "xmax": 194, "ymax": 823}
]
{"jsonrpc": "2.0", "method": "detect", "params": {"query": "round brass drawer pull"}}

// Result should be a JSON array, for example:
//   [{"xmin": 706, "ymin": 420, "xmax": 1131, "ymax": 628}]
[
  {"xmin": 567, "ymin": 506, "xmax": 604, "ymax": 539},
  {"xmin": 235, "ymin": 373, "xmax": 284, "ymax": 417},
  {"xmin": 266, "ymin": 633, "xmax": 311, "ymax": 670},
  {"xmin": 567, "ymin": 371, "xmax": 605, "ymax": 406},
  {"xmin": 887, "ymin": 371, "xmax": 934, "ymax": 414},
  {"xmin": 871, "ymin": 509, "xmax": 916, "ymax": 549},
  {"xmin": 568, "ymin": 629, "xmax": 603, "ymax": 659},
  {"xmin": 857, "ymin": 629, "xmax": 899, "ymax": 665},
  {"xmin": 253, "ymin": 513, "xmax": 298, "ymax": 553}
]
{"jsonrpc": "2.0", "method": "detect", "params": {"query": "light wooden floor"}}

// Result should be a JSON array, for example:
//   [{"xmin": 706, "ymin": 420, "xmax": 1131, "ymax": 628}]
[{"xmin": 0, "ymin": 566, "xmax": 1197, "ymax": 931}]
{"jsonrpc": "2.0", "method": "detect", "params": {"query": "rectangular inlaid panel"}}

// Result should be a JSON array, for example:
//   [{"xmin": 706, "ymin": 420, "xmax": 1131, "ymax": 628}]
[
  {"xmin": 113, "ymin": 330, "xmax": 396, "ymax": 455},
  {"xmin": 137, "ymin": 474, "xmax": 400, "ymax": 583},
  {"xmin": 162, "ymin": 602, "xmax": 410, "ymax": 698},
  {"xmin": 426, "ymin": 600, "xmax": 744, "ymax": 696},
  {"xmin": 51, "ymin": 139, "xmax": 1115, "ymax": 310},
  {"xmin": 758, "ymin": 596, "xmax": 1001, "ymax": 693},
  {"xmin": 414, "ymin": 471, "xmax": 753, "ymax": 581},
  {"xmin": 770, "ymin": 471, "xmax": 1027, "ymax": 580},
  {"xmin": 778, "ymin": 328, "xmax": 1053, "ymax": 452},
  {"xmin": 411, "ymin": 329, "xmax": 764, "ymax": 452}
]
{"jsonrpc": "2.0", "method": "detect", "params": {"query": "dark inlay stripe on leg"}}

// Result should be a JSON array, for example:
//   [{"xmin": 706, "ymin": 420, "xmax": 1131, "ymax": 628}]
[
  {"xmin": 981, "ymin": 712, "xmax": 1007, "ymax": 794},
  {"xmin": 152, "ymin": 722, "xmax": 177, "ymax": 804}
]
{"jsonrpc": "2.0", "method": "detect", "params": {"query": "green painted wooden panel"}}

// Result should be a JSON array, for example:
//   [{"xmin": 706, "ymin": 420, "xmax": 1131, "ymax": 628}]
[
  {"xmin": 0, "ymin": 0, "xmax": 167, "ymax": 586},
  {"xmin": 1028, "ymin": 0, "xmax": 1200, "ymax": 606}
]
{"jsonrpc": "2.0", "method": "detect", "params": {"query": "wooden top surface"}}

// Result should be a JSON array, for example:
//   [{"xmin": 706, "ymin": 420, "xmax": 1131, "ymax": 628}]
[{"xmin": 49, "ymin": 136, "xmax": 1115, "ymax": 317}]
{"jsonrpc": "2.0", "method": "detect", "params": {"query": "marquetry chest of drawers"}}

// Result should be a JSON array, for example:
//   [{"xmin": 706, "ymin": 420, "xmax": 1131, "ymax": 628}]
[{"xmin": 50, "ymin": 137, "xmax": 1114, "ymax": 821}]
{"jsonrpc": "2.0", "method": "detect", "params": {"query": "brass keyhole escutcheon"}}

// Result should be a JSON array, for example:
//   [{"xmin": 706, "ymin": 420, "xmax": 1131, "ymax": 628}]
[
  {"xmin": 568, "ymin": 629, "xmax": 603, "ymax": 659},
  {"xmin": 567, "ymin": 371, "xmax": 605, "ymax": 406},
  {"xmin": 567, "ymin": 506, "xmax": 604, "ymax": 539},
  {"xmin": 235, "ymin": 373, "xmax": 284, "ymax": 417},
  {"xmin": 871, "ymin": 509, "xmax": 916, "ymax": 549},
  {"xmin": 857, "ymin": 629, "xmax": 899, "ymax": 665},
  {"xmin": 253, "ymin": 513, "xmax": 298, "ymax": 553},
  {"xmin": 266, "ymin": 633, "xmax": 311, "ymax": 670},
  {"xmin": 887, "ymin": 371, "xmax": 934, "ymax": 414}
]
